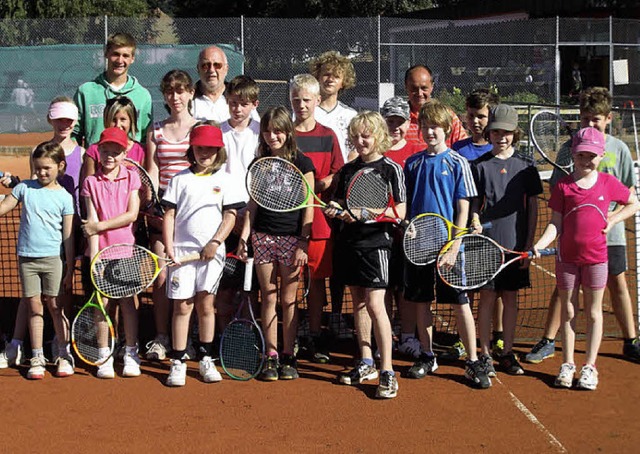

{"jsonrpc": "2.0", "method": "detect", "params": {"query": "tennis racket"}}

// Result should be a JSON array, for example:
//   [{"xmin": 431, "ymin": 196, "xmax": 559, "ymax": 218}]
[
  {"xmin": 124, "ymin": 158, "xmax": 164, "ymax": 218},
  {"xmin": 219, "ymin": 258, "xmax": 265, "ymax": 380},
  {"xmin": 90, "ymin": 243, "xmax": 201, "ymax": 299},
  {"xmin": 71, "ymin": 291, "xmax": 115, "ymax": 366},
  {"xmin": 345, "ymin": 167, "xmax": 403, "ymax": 224},
  {"xmin": 529, "ymin": 110, "xmax": 575, "ymax": 175},
  {"xmin": 246, "ymin": 156, "xmax": 327, "ymax": 212},
  {"xmin": 0, "ymin": 171, "xmax": 20, "ymax": 188},
  {"xmin": 437, "ymin": 234, "xmax": 556, "ymax": 290},
  {"xmin": 403, "ymin": 213, "xmax": 492, "ymax": 265}
]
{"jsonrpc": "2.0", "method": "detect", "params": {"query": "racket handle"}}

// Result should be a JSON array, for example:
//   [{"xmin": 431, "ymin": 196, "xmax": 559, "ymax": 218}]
[
  {"xmin": 0, "ymin": 171, "xmax": 20, "ymax": 188},
  {"xmin": 178, "ymin": 252, "xmax": 202, "ymax": 263},
  {"xmin": 526, "ymin": 248, "xmax": 557, "ymax": 258},
  {"xmin": 244, "ymin": 258, "xmax": 254, "ymax": 292}
]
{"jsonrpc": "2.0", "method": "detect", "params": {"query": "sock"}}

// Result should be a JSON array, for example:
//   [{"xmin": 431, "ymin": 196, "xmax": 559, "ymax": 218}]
[
  {"xmin": 362, "ymin": 357, "xmax": 374, "ymax": 367},
  {"xmin": 197, "ymin": 341, "xmax": 213, "ymax": 359},
  {"xmin": 98, "ymin": 347, "xmax": 111, "ymax": 359},
  {"xmin": 623, "ymin": 337, "xmax": 636, "ymax": 344},
  {"xmin": 543, "ymin": 337, "xmax": 555, "ymax": 343},
  {"xmin": 381, "ymin": 369, "xmax": 395, "ymax": 376},
  {"xmin": 125, "ymin": 345, "xmax": 138, "ymax": 355},
  {"xmin": 32, "ymin": 348, "xmax": 44, "ymax": 358},
  {"xmin": 10, "ymin": 339, "xmax": 22, "ymax": 348},
  {"xmin": 492, "ymin": 331, "xmax": 504, "ymax": 341},
  {"xmin": 171, "ymin": 349, "xmax": 187, "ymax": 362},
  {"xmin": 267, "ymin": 351, "xmax": 278, "ymax": 359},
  {"xmin": 401, "ymin": 333, "xmax": 414, "ymax": 343}
]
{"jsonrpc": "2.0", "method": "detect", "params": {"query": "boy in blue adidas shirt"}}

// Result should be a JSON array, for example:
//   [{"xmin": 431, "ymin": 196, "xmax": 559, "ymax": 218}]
[{"xmin": 403, "ymin": 99, "xmax": 491, "ymax": 388}]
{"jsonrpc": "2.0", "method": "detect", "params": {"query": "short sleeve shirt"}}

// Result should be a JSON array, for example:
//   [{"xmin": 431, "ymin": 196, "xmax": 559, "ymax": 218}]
[{"xmin": 452, "ymin": 138, "xmax": 493, "ymax": 162}]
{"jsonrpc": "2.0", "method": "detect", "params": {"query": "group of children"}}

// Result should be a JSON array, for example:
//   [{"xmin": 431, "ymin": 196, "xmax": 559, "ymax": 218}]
[{"xmin": 0, "ymin": 32, "xmax": 638, "ymax": 399}]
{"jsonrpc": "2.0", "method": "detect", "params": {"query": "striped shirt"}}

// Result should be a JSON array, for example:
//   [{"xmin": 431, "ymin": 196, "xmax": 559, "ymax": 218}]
[{"xmin": 151, "ymin": 121, "xmax": 191, "ymax": 190}]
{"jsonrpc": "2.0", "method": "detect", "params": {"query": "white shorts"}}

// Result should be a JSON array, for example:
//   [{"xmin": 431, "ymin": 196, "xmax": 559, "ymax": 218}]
[{"xmin": 166, "ymin": 247, "xmax": 224, "ymax": 299}]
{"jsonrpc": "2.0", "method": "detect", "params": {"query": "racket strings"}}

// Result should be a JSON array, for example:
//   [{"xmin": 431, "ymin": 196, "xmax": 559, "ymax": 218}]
[
  {"xmin": 92, "ymin": 245, "xmax": 157, "ymax": 298},
  {"xmin": 72, "ymin": 305, "xmax": 113, "ymax": 364},
  {"xmin": 220, "ymin": 321, "xmax": 264, "ymax": 379},
  {"xmin": 248, "ymin": 159, "xmax": 307, "ymax": 211},
  {"xmin": 532, "ymin": 112, "xmax": 572, "ymax": 164},
  {"xmin": 346, "ymin": 171, "xmax": 389, "ymax": 220},
  {"xmin": 404, "ymin": 216, "xmax": 451, "ymax": 265},
  {"xmin": 439, "ymin": 236, "xmax": 503, "ymax": 288}
]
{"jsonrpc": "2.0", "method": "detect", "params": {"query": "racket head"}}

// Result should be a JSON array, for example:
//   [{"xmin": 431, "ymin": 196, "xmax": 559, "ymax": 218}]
[
  {"xmin": 124, "ymin": 158, "xmax": 163, "ymax": 215},
  {"xmin": 223, "ymin": 252, "xmax": 246, "ymax": 287},
  {"xmin": 345, "ymin": 167, "xmax": 394, "ymax": 222},
  {"xmin": 219, "ymin": 314, "xmax": 265, "ymax": 380},
  {"xmin": 91, "ymin": 243, "xmax": 159, "ymax": 298},
  {"xmin": 437, "ymin": 234, "xmax": 505, "ymax": 290},
  {"xmin": 403, "ymin": 213, "xmax": 452, "ymax": 265},
  {"xmin": 71, "ymin": 292, "xmax": 115, "ymax": 366},
  {"xmin": 246, "ymin": 157, "xmax": 310, "ymax": 212},
  {"xmin": 529, "ymin": 110, "xmax": 574, "ymax": 175}
]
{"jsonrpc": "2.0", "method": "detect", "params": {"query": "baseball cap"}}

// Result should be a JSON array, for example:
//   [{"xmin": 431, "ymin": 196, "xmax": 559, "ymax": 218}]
[
  {"xmin": 48, "ymin": 102, "xmax": 78, "ymax": 121},
  {"xmin": 488, "ymin": 104, "xmax": 518, "ymax": 131},
  {"xmin": 381, "ymin": 96, "xmax": 410, "ymax": 120},
  {"xmin": 190, "ymin": 125, "xmax": 224, "ymax": 147},
  {"xmin": 571, "ymin": 127, "xmax": 605, "ymax": 156},
  {"xmin": 98, "ymin": 127, "xmax": 128, "ymax": 149}
]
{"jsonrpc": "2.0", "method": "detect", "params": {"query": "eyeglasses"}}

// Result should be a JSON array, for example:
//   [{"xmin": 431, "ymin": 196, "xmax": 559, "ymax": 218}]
[{"xmin": 199, "ymin": 61, "xmax": 226, "ymax": 70}]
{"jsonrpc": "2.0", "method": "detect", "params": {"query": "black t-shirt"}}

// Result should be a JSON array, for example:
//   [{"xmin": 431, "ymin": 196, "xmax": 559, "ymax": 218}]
[
  {"xmin": 253, "ymin": 151, "xmax": 316, "ymax": 236},
  {"xmin": 334, "ymin": 156, "xmax": 406, "ymax": 248},
  {"xmin": 472, "ymin": 152, "xmax": 543, "ymax": 250}
]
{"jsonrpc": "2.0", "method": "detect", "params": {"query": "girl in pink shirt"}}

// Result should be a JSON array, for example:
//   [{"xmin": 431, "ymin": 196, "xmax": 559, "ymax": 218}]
[
  {"xmin": 534, "ymin": 127, "xmax": 639, "ymax": 390},
  {"xmin": 81, "ymin": 127, "xmax": 142, "ymax": 379}
]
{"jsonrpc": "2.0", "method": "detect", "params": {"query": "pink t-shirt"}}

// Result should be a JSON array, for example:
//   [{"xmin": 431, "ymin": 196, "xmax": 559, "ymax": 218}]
[
  {"xmin": 81, "ymin": 165, "xmax": 141, "ymax": 254},
  {"xmin": 549, "ymin": 172, "xmax": 630, "ymax": 265},
  {"xmin": 86, "ymin": 141, "xmax": 146, "ymax": 166}
]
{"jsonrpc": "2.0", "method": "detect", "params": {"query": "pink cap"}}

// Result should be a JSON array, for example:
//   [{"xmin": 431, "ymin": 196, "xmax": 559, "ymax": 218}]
[
  {"xmin": 48, "ymin": 102, "xmax": 78, "ymax": 120},
  {"xmin": 190, "ymin": 125, "xmax": 224, "ymax": 147},
  {"xmin": 98, "ymin": 127, "xmax": 128, "ymax": 149},
  {"xmin": 572, "ymin": 127, "xmax": 605, "ymax": 156}
]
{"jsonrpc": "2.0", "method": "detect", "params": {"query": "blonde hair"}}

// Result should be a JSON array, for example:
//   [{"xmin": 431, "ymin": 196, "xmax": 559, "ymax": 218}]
[
  {"xmin": 289, "ymin": 74, "xmax": 320, "ymax": 97},
  {"xmin": 348, "ymin": 111, "xmax": 392, "ymax": 155},
  {"xmin": 103, "ymin": 96, "xmax": 138, "ymax": 139},
  {"xmin": 105, "ymin": 32, "xmax": 136, "ymax": 55},
  {"xmin": 418, "ymin": 100, "xmax": 453, "ymax": 137},
  {"xmin": 186, "ymin": 121, "xmax": 227, "ymax": 174},
  {"xmin": 309, "ymin": 51, "xmax": 356, "ymax": 92}
]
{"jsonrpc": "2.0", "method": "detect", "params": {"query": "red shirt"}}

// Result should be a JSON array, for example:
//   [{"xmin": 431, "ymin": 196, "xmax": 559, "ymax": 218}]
[
  {"xmin": 406, "ymin": 105, "xmax": 467, "ymax": 149},
  {"xmin": 385, "ymin": 141, "xmax": 423, "ymax": 169}
]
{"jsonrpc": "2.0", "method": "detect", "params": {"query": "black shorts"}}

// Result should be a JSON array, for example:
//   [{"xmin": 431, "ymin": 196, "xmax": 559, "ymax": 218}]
[
  {"xmin": 334, "ymin": 244, "xmax": 390, "ymax": 289},
  {"xmin": 481, "ymin": 257, "xmax": 531, "ymax": 292},
  {"xmin": 403, "ymin": 261, "xmax": 469, "ymax": 305},
  {"xmin": 80, "ymin": 255, "xmax": 92, "ymax": 294},
  {"xmin": 608, "ymin": 245, "xmax": 627, "ymax": 276},
  {"xmin": 387, "ymin": 236, "xmax": 405, "ymax": 288}
]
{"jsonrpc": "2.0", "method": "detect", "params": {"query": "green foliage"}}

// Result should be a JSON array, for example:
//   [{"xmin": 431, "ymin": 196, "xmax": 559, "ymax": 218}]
[
  {"xmin": 436, "ymin": 87, "xmax": 466, "ymax": 115},
  {"xmin": 501, "ymin": 91, "xmax": 545, "ymax": 104}
]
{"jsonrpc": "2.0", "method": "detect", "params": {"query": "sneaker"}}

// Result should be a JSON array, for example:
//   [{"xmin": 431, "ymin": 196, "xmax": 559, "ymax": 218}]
[
  {"xmin": 439, "ymin": 340, "xmax": 466, "ymax": 362},
  {"xmin": 27, "ymin": 355, "xmax": 47, "ymax": 380},
  {"xmin": 279, "ymin": 354, "xmax": 299, "ymax": 380},
  {"xmin": 576, "ymin": 364, "xmax": 598, "ymax": 390},
  {"xmin": 554, "ymin": 363, "xmax": 576, "ymax": 388},
  {"xmin": 465, "ymin": 359, "xmax": 492, "ymax": 389},
  {"xmin": 329, "ymin": 313, "xmax": 353, "ymax": 340},
  {"xmin": 0, "ymin": 341, "xmax": 22, "ymax": 368},
  {"xmin": 199, "ymin": 356, "xmax": 222, "ymax": 383},
  {"xmin": 339, "ymin": 360, "xmax": 378, "ymax": 385},
  {"xmin": 145, "ymin": 336, "xmax": 170, "ymax": 361},
  {"xmin": 500, "ymin": 352, "xmax": 525, "ymax": 375},
  {"xmin": 407, "ymin": 353, "xmax": 438, "ymax": 379},
  {"xmin": 376, "ymin": 371, "xmax": 399, "ymax": 399},
  {"xmin": 55, "ymin": 355, "xmax": 75, "ymax": 377},
  {"xmin": 479, "ymin": 353, "xmax": 497, "ymax": 378},
  {"xmin": 166, "ymin": 359, "xmax": 187, "ymax": 387},
  {"xmin": 96, "ymin": 356, "xmax": 115, "ymax": 379},
  {"xmin": 114, "ymin": 339, "xmax": 126, "ymax": 361},
  {"xmin": 260, "ymin": 355, "xmax": 279, "ymax": 381},
  {"xmin": 308, "ymin": 334, "xmax": 330, "ymax": 364},
  {"xmin": 622, "ymin": 338, "xmax": 640, "ymax": 362},
  {"xmin": 525, "ymin": 338, "xmax": 555, "ymax": 364},
  {"xmin": 491, "ymin": 338, "xmax": 505, "ymax": 358},
  {"xmin": 122, "ymin": 350, "xmax": 141, "ymax": 377},
  {"xmin": 398, "ymin": 337, "xmax": 422, "ymax": 359}
]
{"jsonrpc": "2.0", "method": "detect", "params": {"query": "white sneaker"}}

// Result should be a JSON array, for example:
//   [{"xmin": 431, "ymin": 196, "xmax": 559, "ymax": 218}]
[
  {"xmin": 554, "ymin": 362, "xmax": 576, "ymax": 388},
  {"xmin": 96, "ymin": 356, "xmax": 115, "ymax": 379},
  {"xmin": 199, "ymin": 356, "xmax": 222, "ymax": 383},
  {"xmin": 27, "ymin": 355, "xmax": 47, "ymax": 380},
  {"xmin": 398, "ymin": 337, "xmax": 422, "ymax": 359},
  {"xmin": 122, "ymin": 349, "xmax": 141, "ymax": 377},
  {"xmin": 145, "ymin": 336, "xmax": 170, "ymax": 361},
  {"xmin": 55, "ymin": 355, "xmax": 75, "ymax": 377},
  {"xmin": 0, "ymin": 341, "xmax": 22, "ymax": 368},
  {"xmin": 576, "ymin": 364, "xmax": 598, "ymax": 390},
  {"xmin": 166, "ymin": 359, "xmax": 187, "ymax": 387}
]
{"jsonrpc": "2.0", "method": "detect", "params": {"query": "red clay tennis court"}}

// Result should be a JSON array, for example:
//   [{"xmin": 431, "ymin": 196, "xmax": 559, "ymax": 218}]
[{"xmin": 1, "ymin": 137, "xmax": 639, "ymax": 452}]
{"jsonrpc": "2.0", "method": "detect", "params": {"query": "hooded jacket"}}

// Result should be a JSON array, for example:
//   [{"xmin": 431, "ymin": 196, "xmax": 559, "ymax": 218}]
[{"xmin": 73, "ymin": 72, "xmax": 153, "ymax": 147}]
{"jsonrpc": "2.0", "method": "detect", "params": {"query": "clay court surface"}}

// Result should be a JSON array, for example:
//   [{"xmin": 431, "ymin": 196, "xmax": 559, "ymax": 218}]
[{"xmin": 1, "ymin": 137, "xmax": 640, "ymax": 452}]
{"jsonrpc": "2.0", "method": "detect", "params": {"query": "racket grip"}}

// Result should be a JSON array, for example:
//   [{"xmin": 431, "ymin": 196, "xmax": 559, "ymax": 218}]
[
  {"xmin": 244, "ymin": 258, "xmax": 254, "ymax": 292},
  {"xmin": 179, "ymin": 252, "xmax": 202, "ymax": 263},
  {"xmin": 527, "ymin": 248, "xmax": 557, "ymax": 258}
]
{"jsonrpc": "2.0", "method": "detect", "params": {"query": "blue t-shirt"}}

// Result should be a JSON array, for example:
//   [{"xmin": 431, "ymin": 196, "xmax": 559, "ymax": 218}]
[
  {"xmin": 404, "ymin": 149, "xmax": 477, "ymax": 220},
  {"xmin": 452, "ymin": 138, "xmax": 493, "ymax": 162},
  {"xmin": 12, "ymin": 180, "xmax": 74, "ymax": 257}
]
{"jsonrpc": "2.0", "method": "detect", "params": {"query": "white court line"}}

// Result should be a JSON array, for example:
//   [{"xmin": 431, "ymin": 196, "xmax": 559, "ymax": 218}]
[{"xmin": 496, "ymin": 376, "xmax": 567, "ymax": 453}]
